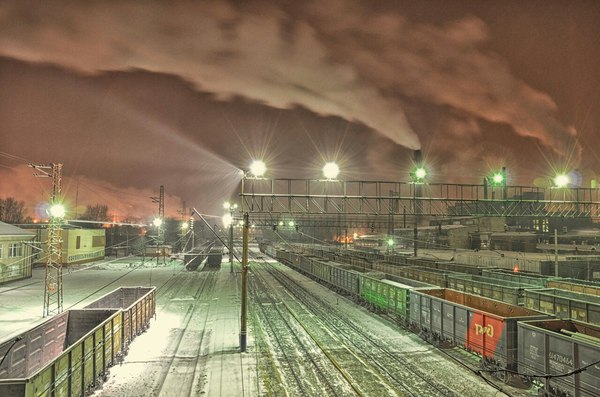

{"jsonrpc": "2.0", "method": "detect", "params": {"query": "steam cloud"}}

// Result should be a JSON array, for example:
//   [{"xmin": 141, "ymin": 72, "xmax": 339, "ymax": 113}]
[{"xmin": 0, "ymin": 0, "xmax": 578, "ymax": 157}]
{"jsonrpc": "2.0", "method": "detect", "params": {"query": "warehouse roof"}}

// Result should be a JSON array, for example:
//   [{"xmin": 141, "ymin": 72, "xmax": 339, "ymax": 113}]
[{"xmin": 0, "ymin": 221, "xmax": 35, "ymax": 237}]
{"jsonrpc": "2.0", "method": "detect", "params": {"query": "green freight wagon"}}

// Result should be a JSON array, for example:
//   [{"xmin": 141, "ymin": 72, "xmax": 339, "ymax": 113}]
[
  {"xmin": 84, "ymin": 286, "xmax": 156, "ymax": 352},
  {"xmin": 359, "ymin": 275, "xmax": 433, "ymax": 320},
  {"xmin": 481, "ymin": 269, "xmax": 554, "ymax": 288},
  {"xmin": 546, "ymin": 278, "xmax": 600, "ymax": 297},
  {"xmin": 523, "ymin": 288, "xmax": 600, "ymax": 326},
  {"xmin": 446, "ymin": 274, "xmax": 536, "ymax": 306},
  {"xmin": 0, "ymin": 310, "xmax": 121, "ymax": 397}
]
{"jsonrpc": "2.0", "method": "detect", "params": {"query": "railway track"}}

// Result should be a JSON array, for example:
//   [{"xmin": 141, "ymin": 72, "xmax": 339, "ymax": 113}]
[
  {"xmin": 154, "ymin": 270, "xmax": 217, "ymax": 396},
  {"xmin": 251, "ymin": 250, "xmax": 512, "ymax": 396},
  {"xmin": 262, "ymin": 262, "xmax": 457, "ymax": 397},
  {"xmin": 250, "ymin": 267, "xmax": 354, "ymax": 397}
]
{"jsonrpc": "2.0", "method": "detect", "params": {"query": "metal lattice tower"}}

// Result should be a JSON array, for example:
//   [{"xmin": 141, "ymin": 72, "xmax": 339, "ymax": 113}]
[
  {"xmin": 29, "ymin": 163, "xmax": 64, "ymax": 317},
  {"xmin": 150, "ymin": 185, "xmax": 165, "ymax": 243}
]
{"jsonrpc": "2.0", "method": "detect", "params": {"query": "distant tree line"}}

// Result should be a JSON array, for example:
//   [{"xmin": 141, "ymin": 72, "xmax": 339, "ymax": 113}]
[
  {"xmin": 0, "ymin": 197, "xmax": 30, "ymax": 224},
  {"xmin": 81, "ymin": 204, "xmax": 110, "ymax": 221}
]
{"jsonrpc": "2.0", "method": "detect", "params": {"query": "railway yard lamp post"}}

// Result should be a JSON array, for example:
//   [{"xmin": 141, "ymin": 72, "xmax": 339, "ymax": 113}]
[
  {"xmin": 410, "ymin": 162, "xmax": 427, "ymax": 257},
  {"xmin": 224, "ymin": 202, "xmax": 238, "ymax": 273},
  {"xmin": 240, "ymin": 159, "xmax": 266, "ymax": 352},
  {"xmin": 152, "ymin": 217, "xmax": 163, "ymax": 286},
  {"xmin": 551, "ymin": 172, "xmax": 570, "ymax": 276}
]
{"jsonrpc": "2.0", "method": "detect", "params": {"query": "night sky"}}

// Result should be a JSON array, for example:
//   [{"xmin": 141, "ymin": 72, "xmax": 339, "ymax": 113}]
[{"xmin": 0, "ymin": 1, "xmax": 598, "ymax": 221}]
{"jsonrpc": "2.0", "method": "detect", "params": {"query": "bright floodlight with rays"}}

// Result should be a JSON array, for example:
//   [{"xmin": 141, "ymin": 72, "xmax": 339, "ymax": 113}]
[
  {"xmin": 492, "ymin": 172, "xmax": 504, "ymax": 185},
  {"xmin": 554, "ymin": 173, "xmax": 570, "ymax": 188},
  {"xmin": 153, "ymin": 218, "xmax": 163, "ymax": 227},
  {"xmin": 387, "ymin": 238, "xmax": 394, "ymax": 246},
  {"xmin": 411, "ymin": 166, "xmax": 427, "ymax": 182},
  {"xmin": 49, "ymin": 203, "xmax": 65, "ymax": 218},
  {"xmin": 181, "ymin": 221, "xmax": 189, "ymax": 230},
  {"xmin": 249, "ymin": 160, "xmax": 266, "ymax": 177},
  {"xmin": 323, "ymin": 162, "xmax": 340, "ymax": 179}
]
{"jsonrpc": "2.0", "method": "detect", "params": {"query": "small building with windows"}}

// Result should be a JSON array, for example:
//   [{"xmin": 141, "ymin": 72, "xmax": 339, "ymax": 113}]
[
  {"xmin": 0, "ymin": 221, "xmax": 36, "ymax": 284},
  {"xmin": 40, "ymin": 228, "xmax": 106, "ymax": 265}
]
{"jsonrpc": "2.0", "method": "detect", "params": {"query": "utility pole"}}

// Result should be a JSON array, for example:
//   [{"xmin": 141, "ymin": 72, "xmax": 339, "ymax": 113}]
[
  {"xmin": 29, "ymin": 163, "xmax": 64, "ymax": 317},
  {"xmin": 240, "ymin": 174, "xmax": 249, "ymax": 352},
  {"xmin": 240, "ymin": 212, "xmax": 249, "ymax": 352}
]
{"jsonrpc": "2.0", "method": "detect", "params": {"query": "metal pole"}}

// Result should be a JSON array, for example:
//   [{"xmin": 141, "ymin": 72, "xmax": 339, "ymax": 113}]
[
  {"xmin": 229, "ymin": 221, "xmax": 234, "ymax": 273},
  {"xmin": 413, "ymin": 186, "xmax": 418, "ymax": 257},
  {"xmin": 240, "ymin": 212, "xmax": 249, "ymax": 352},
  {"xmin": 554, "ymin": 228, "xmax": 559, "ymax": 276}
]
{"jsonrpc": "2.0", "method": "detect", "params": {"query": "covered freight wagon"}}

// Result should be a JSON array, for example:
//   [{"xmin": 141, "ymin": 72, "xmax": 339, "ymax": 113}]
[{"xmin": 409, "ymin": 288, "xmax": 549, "ymax": 375}]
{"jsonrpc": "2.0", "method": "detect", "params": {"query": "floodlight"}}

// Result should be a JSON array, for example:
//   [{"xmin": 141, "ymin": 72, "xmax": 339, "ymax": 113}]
[
  {"xmin": 181, "ymin": 221, "xmax": 189, "ymax": 230},
  {"xmin": 288, "ymin": 220, "xmax": 295, "ymax": 227},
  {"xmin": 49, "ymin": 204, "xmax": 65, "ymax": 218},
  {"xmin": 492, "ymin": 173, "xmax": 504, "ymax": 185},
  {"xmin": 278, "ymin": 221, "xmax": 284, "ymax": 226},
  {"xmin": 153, "ymin": 218, "xmax": 163, "ymax": 227},
  {"xmin": 249, "ymin": 160, "xmax": 266, "ymax": 177},
  {"xmin": 554, "ymin": 174, "xmax": 570, "ymax": 188},
  {"xmin": 323, "ymin": 162, "xmax": 340, "ymax": 179},
  {"xmin": 223, "ymin": 202, "xmax": 231, "ymax": 210},
  {"xmin": 387, "ymin": 238, "xmax": 394, "ymax": 246},
  {"xmin": 414, "ymin": 167, "xmax": 427, "ymax": 180},
  {"xmin": 222, "ymin": 213, "xmax": 233, "ymax": 227}
]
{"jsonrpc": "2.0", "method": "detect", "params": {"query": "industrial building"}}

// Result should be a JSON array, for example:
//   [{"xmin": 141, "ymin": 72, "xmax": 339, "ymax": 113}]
[{"xmin": 39, "ymin": 228, "xmax": 106, "ymax": 265}]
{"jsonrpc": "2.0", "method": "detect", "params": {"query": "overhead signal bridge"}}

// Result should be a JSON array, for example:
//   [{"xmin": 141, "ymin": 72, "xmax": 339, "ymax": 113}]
[{"xmin": 239, "ymin": 178, "xmax": 600, "ymax": 227}]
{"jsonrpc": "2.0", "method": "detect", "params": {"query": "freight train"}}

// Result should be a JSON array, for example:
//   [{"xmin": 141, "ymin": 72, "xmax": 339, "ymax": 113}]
[
  {"xmin": 185, "ymin": 240, "xmax": 224, "ymax": 271},
  {"xmin": 206, "ymin": 244, "xmax": 223, "ymax": 269},
  {"xmin": 260, "ymin": 242, "xmax": 600, "ymax": 397}
]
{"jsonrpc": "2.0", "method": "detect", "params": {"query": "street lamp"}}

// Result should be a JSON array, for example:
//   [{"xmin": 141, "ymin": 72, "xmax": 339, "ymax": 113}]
[
  {"xmin": 224, "ymin": 202, "xmax": 238, "ymax": 273},
  {"xmin": 241, "ymin": 159, "xmax": 265, "ymax": 352},
  {"xmin": 49, "ymin": 203, "xmax": 66, "ymax": 218},
  {"xmin": 323, "ymin": 162, "xmax": 339, "ymax": 180},
  {"xmin": 492, "ymin": 172, "xmax": 504, "ymax": 185},
  {"xmin": 410, "ymin": 162, "xmax": 429, "ymax": 257},
  {"xmin": 554, "ymin": 173, "xmax": 570, "ymax": 188},
  {"xmin": 151, "ymin": 217, "xmax": 163, "ymax": 286},
  {"xmin": 249, "ymin": 160, "xmax": 266, "ymax": 177}
]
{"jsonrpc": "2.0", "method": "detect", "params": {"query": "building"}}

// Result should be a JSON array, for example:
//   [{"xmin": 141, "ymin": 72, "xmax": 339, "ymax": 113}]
[
  {"xmin": 40, "ymin": 228, "xmax": 106, "ymax": 265},
  {"xmin": 0, "ymin": 221, "xmax": 36, "ymax": 284}
]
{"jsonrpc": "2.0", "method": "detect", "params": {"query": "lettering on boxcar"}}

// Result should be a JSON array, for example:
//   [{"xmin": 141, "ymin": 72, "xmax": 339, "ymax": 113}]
[
  {"xmin": 474, "ymin": 323, "xmax": 494, "ymax": 337},
  {"xmin": 549, "ymin": 351, "xmax": 573, "ymax": 373}
]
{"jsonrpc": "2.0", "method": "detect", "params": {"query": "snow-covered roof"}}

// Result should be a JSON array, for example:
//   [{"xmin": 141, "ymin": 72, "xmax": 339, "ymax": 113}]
[{"xmin": 0, "ymin": 221, "xmax": 35, "ymax": 237}]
